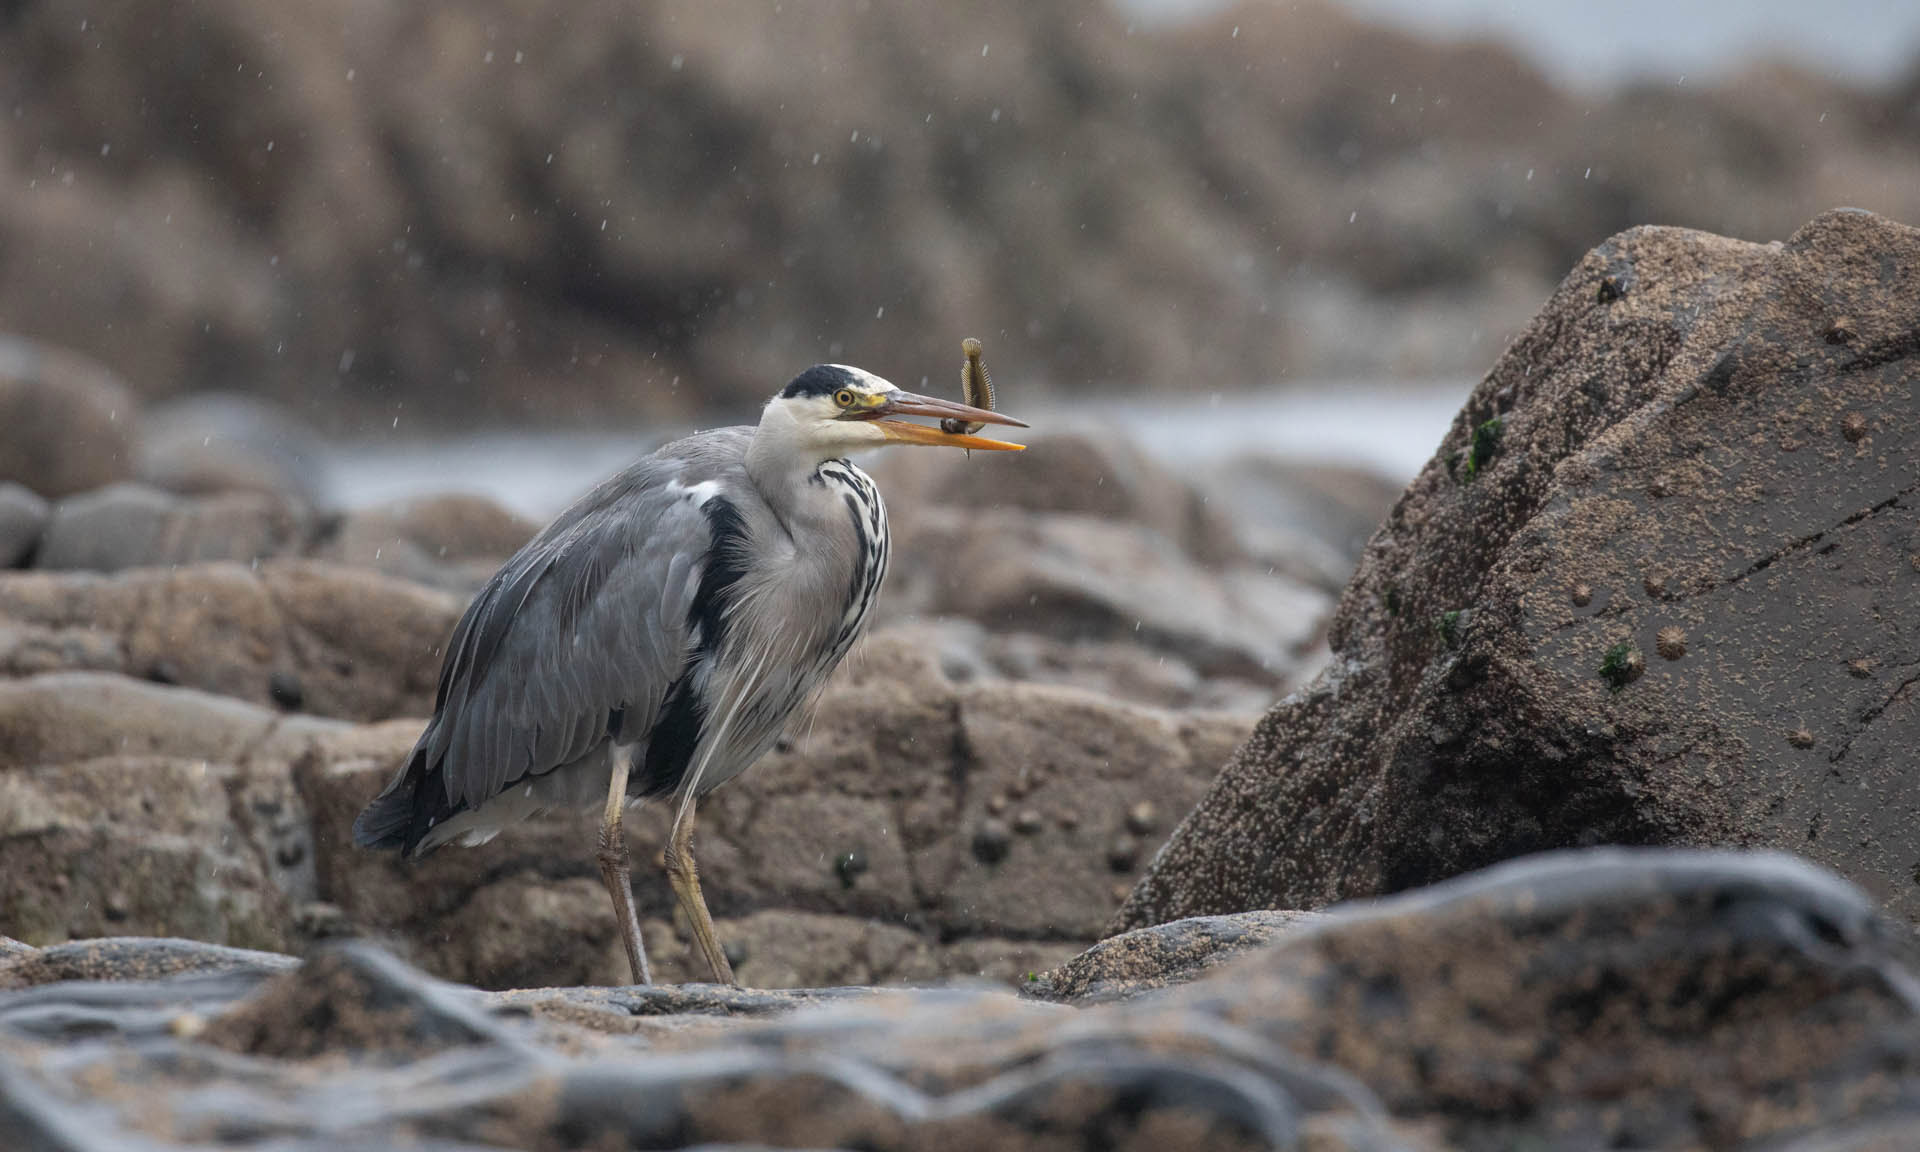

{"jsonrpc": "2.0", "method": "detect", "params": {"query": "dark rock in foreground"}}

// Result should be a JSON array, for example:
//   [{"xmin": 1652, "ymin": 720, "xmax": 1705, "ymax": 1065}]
[
  {"xmin": 1119, "ymin": 209, "xmax": 1920, "ymax": 932},
  {"xmin": 4, "ymin": 850, "xmax": 1918, "ymax": 1150}
]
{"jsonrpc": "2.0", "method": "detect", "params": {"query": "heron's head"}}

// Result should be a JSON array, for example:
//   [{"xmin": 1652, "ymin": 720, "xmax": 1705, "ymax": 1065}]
[{"xmin": 759, "ymin": 364, "xmax": 1027, "ymax": 461}]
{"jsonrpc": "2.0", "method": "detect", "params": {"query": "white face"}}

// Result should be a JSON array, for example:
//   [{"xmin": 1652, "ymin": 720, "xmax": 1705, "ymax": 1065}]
[
  {"xmin": 761, "ymin": 365, "xmax": 901, "ymax": 459},
  {"xmin": 755, "ymin": 361, "xmax": 1026, "ymax": 465}
]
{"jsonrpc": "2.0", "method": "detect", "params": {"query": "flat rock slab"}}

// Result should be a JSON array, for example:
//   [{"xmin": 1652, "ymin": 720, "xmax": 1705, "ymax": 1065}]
[{"xmin": 4, "ymin": 849, "xmax": 1919, "ymax": 1150}]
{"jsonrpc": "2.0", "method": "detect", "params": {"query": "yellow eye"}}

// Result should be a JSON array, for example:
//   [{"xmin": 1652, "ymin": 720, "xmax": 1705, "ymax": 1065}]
[{"xmin": 834, "ymin": 389, "xmax": 856, "ymax": 408}]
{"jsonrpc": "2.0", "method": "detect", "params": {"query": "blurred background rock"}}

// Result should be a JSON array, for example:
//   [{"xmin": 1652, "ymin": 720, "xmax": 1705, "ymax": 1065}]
[{"xmin": 0, "ymin": 0, "xmax": 1913, "ymax": 434}]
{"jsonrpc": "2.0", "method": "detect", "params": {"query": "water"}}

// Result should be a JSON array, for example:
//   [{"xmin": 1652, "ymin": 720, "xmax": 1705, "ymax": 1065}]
[
  {"xmin": 326, "ymin": 379, "xmax": 1474, "ymax": 518},
  {"xmin": 1121, "ymin": 0, "xmax": 1920, "ymax": 87}
]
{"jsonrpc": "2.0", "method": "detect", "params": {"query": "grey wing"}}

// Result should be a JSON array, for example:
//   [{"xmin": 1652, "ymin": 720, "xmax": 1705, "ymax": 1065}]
[{"xmin": 424, "ymin": 471, "xmax": 712, "ymax": 815}]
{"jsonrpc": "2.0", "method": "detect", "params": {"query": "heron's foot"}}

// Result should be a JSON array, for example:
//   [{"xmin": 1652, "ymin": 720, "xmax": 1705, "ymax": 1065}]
[
  {"xmin": 666, "ymin": 860, "xmax": 735, "ymax": 985},
  {"xmin": 664, "ymin": 811, "xmax": 736, "ymax": 986},
  {"xmin": 691, "ymin": 904, "xmax": 737, "ymax": 986},
  {"xmin": 683, "ymin": 904, "xmax": 736, "ymax": 986}
]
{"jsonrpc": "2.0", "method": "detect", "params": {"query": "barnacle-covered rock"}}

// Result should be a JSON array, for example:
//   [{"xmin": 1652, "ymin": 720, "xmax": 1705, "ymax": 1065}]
[{"xmin": 1120, "ymin": 210, "xmax": 1920, "ymax": 930}]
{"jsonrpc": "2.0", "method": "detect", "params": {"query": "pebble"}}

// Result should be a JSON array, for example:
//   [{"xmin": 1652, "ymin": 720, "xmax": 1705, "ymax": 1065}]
[
  {"xmin": 1107, "ymin": 836, "xmax": 1140, "ymax": 873},
  {"xmin": 295, "ymin": 902, "xmax": 350, "ymax": 939},
  {"xmin": 833, "ymin": 849, "xmax": 869, "ymax": 889},
  {"xmin": 1013, "ymin": 809, "xmax": 1044, "ymax": 835},
  {"xmin": 168, "ymin": 1012, "xmax": 207, "ymax": 1040},
  {"xmin": 269, "ymin": 670, "xmax": 305, "ymax": 710},
  {"xmin": 1125, "ymin": 801, "xmax": 1159, "ymax": 836},
  {"xmin": 972, "ymin": 819, "xmax": 1012, "ymax": 865}
]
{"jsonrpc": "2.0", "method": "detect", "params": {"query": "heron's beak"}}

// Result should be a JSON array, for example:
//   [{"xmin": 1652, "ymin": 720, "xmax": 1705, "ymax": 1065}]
[{"xmin": 865, "ymin": 391, "xmax": 1028, "ymax": 451}]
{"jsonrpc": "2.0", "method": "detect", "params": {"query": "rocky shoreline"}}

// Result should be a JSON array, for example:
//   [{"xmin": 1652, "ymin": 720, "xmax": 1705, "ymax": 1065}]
[
  {"xmin": 6, "ymin": 849, "xmax": 1918, "ymax": 1149},
  {"xmin": 3, "ymin": 209, "xmax": 1920, "ymax": 1148},
  {"xmin": 1, "ymin": 325, "xmax": 1362, "ymax": 988}
]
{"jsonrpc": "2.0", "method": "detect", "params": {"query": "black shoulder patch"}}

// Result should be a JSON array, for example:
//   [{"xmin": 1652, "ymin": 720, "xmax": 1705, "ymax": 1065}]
[
  {"xmin": 780, "ymin": 364, "xmax": 857, "ymax": 399},
  {"xmin": 636, "ymin": 675, "xmax": 704, "ymax": 799},
  {"xmin": 688, "ymin": 496, "xmax": 749, "ymax": 653}
]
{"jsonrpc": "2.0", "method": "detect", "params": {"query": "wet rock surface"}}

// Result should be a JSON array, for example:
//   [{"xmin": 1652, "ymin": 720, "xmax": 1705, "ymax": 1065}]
[
  {"xmin": 4, "ymin": 850, "xmax": 1918, "ymax": 1150},
  {"xmin": 1119, "ymin": 209, "xmax": 1920, "ymax": 931}
]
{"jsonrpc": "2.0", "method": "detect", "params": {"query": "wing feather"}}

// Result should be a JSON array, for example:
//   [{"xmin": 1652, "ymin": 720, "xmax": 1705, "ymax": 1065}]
[{"xmin": 426, "ymin": 464, "xmax": 714, "ymax": 812}]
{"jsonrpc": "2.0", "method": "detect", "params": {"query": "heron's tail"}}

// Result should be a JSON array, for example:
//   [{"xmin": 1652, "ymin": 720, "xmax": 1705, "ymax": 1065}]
[{"xmin": 352, "ymin": 749, "xmax": 425, "ymax": 853}]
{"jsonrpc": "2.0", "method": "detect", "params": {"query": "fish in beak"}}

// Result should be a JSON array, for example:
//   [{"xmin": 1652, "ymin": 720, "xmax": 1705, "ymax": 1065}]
[{"xmin": 863, "ymin": 391, "xmax": 1029, "ymax": 451}]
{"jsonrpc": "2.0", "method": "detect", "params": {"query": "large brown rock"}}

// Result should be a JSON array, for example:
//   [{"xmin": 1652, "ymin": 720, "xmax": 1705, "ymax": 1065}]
[
  {"xmin": 1117, "ymin": 209, "xmax": 1920, "ymax": 932},
  {"xmin": 0, "ymin": 561, "xmax": 459, "ymax": 721},
  {"xmin": 5, "ymin": 849, "xmax": 1918, "ymax": 1150},
  {"xmin": 0, "ymin": 336, "xmax": 138, "ymax": 499}
]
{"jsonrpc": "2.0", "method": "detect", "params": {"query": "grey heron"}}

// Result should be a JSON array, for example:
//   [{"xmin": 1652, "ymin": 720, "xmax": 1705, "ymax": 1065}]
[{"xmin": 352, "ymin": 365, "xmax": 1026, "ymax": 986}]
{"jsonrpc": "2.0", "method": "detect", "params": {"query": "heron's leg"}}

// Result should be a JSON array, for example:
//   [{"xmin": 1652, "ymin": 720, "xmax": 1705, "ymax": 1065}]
[
  {"xmin": 664, "ymin": 800, "xmax": 736, "ymax": 986},
  {"xmin": 595, "ymin": 744, "xmax": 652, "ymax": 986}
]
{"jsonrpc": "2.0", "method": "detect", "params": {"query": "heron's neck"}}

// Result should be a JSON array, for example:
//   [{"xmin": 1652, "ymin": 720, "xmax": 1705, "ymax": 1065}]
[{"xmin": 746, "ymin": 420, "xmax": 843, "ymax": 526}]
